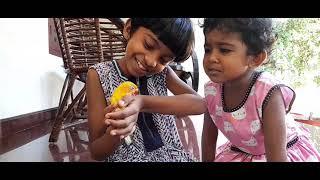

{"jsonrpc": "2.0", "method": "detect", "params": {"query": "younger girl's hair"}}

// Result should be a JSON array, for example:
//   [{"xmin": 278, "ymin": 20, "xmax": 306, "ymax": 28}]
[
  {"xmin": 201, "ymin": 18, "xmax": 277, "ymax": 56},
  {"xmin": 130, "ymin": 18, "xmax": 195, "ymax": 63}
]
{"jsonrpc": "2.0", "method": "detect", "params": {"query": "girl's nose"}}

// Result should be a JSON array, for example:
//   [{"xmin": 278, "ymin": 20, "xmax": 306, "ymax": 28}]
[
  {"xmin": 208, "ymin": 51, "xmax": 219, "ymax": 63},
  {"xmin": 145, "ymin": 53, "xmax": 158, "ymax": 68}
]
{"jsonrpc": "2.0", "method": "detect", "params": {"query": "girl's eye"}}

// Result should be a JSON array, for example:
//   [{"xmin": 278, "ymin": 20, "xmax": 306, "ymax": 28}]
[
  {"xmin": 204, "ymin": 47, "xmax": 211, "ymax": 53},
  {"xmin": 220, "ymin": 48, "xmax": 232, "ymax": 54},
  {"xmin": 160, "ymin": 59, "xmax": 170, "ymax": 65}
]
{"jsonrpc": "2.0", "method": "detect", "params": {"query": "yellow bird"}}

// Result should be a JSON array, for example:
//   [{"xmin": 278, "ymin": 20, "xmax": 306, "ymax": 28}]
[
  {"xmin": 110, "ymin": 81, "xmax": 139, "ymax": 108},
  {"xmin": 109, "ymin": 81, "xmax": 139, "ymax": 145}
]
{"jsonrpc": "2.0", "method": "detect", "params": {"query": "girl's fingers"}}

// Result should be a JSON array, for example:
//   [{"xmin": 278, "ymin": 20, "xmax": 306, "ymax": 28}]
[{"xmin": 110, "ymin": 122, "xmax": 135, "ymax": 136}]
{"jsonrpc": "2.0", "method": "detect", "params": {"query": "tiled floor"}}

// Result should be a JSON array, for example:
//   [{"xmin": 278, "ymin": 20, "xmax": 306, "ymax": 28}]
[
  {"xmin": 0, "ymin": 113, "xmax": 229, "ymax": 162},
  {"xmin": 0, "ymin": 120, "xmax": 52, "ymax": 155},
  {"xmin": 0, "ymin": 122, "xmax": 95, "ymax": 162},
  {"xmin": 0, "ymin": 115, "xmax": 228, "ymax": 162}
]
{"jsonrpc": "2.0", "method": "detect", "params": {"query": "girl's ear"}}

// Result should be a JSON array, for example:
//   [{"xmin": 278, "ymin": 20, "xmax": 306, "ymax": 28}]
[
  {"xmin": 123, "ymin": 19, "xmax": 132, "ymax": 40},
  {"xmin": 249, "ymin": 50, "xmax": 267, "ymax": 68}
]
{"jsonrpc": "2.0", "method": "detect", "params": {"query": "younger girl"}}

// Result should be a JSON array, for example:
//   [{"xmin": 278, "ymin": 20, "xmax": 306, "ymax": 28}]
[{"xmin": 106, "ymin": 18, "xmax": 320, "ymax": 162}]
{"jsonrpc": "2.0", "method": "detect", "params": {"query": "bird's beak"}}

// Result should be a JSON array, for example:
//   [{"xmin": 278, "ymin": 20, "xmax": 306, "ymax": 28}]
[{"xmin": 133, "ymin": 89, "xmax": 139, "ymax": 95}]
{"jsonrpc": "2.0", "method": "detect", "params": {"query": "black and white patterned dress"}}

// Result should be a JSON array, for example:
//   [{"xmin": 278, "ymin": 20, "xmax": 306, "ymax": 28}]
[{"xmin": 90, "ymin": 60, "xmax": 196, "ymax": 162}]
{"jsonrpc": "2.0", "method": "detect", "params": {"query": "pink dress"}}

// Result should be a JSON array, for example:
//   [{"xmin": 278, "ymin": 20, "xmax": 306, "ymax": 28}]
[{"xmin": 204, "ymin": 71, "xmax": 320, "ymax": 162}]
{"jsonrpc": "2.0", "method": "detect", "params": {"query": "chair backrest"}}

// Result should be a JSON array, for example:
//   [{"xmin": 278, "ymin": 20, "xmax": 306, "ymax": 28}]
[
  {"xmin": 175, "ymin": 116, "xmax": 200, "ymax": 160},
  {"xmin": 53, "ymin": 18, "xmax": 126, "ymax": 74},
  {"xmin": 170, "ymin": 50, "xmax": 199, "ymax": 92}
]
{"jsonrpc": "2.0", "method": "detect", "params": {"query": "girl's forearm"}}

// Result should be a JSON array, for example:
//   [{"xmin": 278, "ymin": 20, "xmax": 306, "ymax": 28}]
[
  {"xmin": 140, "ymin": 94, "xmax": 206, "ymax": 116},
  {"xmin": 89, "ymin": 126, "xmax": 121, "ymax": 161}
]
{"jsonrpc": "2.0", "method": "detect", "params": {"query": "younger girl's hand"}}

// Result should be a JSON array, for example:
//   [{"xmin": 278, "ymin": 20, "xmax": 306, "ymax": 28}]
[{"xmin": 104, "ymin": 95, "xmax": 143, "ymax": 137}]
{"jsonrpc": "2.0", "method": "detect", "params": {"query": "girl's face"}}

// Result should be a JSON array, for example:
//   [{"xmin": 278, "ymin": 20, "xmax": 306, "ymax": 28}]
[
  {"xmin": 203, "ymin": 30, "xmax": 253, "ymax": 83},
  {"xmin": 122, "ymin": 22, "xmax": 175, "ymax": 78}
]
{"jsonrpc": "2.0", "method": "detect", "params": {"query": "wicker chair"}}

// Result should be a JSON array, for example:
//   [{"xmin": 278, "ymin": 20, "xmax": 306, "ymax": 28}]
[{"xmin": 49, "ymin": 18, "xmax": 126, "ymax": 143}]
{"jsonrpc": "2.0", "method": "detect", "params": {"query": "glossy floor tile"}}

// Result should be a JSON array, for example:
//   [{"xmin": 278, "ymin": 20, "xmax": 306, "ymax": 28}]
[
  {"xmin": 0, "ymin": 123, "xmax": 95, "ymax": 162},
  {"xmin": 0, "ymin": 115, "xmax": 228, "ymax": 162}
]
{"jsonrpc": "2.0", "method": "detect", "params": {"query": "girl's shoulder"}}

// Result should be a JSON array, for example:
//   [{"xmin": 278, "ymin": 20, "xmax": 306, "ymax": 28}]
[
  {"xmin": 253, "ymin": 71, "xmax": 294, "ymax": 96},
  {"xmin": 204, "ymin": 80, "xmax": 220, "ymax": 89},
  {"xmin": 90, "ymin": 61, "xmax": 113, "ymax": 75},
  {"xmin": 255, "ymin": 71, "xmax": 285, "ymax": 87},
  {"xmin": 204, "ymin": 81, "xmax": 221, "ymax": 98},
  {"xmin": 257, "ymin": 71, "xmax": 281, "ymax": 85},
  {"xmin": 254, "ymin": 71, "xmax": 295, "ymax": 114}
]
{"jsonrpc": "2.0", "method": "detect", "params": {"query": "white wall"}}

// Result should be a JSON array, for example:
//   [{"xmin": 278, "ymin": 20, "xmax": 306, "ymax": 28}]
[{"xmin": 0, "ymin": 18, "xmax": 83, "ymax": 119}]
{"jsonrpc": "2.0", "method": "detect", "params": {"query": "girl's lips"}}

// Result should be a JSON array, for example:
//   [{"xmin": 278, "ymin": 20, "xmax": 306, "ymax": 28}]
[
  {"xmin": 208, "ymin": 68, "xmax": 221, "ymax": 75},
  {"xmin": 137, "ymin": 60, "xmax": 147, "ymax": 71},
  {"xmin": 209, "ymin": 71, "xmax": 219, "ymax": 76},
  {"xmin": 209, "ymin": 67, "xmax": 221, "ymax": 72},
  {"xmin": 135, "ymin": 58, "xmax": 147, "ymax": 75}
]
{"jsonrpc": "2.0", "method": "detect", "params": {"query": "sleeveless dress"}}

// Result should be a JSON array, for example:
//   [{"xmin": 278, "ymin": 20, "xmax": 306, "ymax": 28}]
[
  {"xmin": 90, "ymin": 60, "xmax": 196, "ymax": 162},
  {"xmin": 204, "ymin": 71, "xmax": 320, "ymax": 162}
]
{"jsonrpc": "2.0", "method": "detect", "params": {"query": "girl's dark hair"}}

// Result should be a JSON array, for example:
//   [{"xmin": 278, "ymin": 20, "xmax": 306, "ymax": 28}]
[
  {"xmin": 201, "ymin": 18, "xmax": 277, "ymax": 56},
  {"xmin": 130, "ymin": 18, "xmax": 195, "ymax": 63}
]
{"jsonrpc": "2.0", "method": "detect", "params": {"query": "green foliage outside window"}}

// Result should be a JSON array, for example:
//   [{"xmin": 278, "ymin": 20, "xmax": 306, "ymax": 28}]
[{"xmin": 260, "ymin": 18, "xmax": 320, "ymax": 88}]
